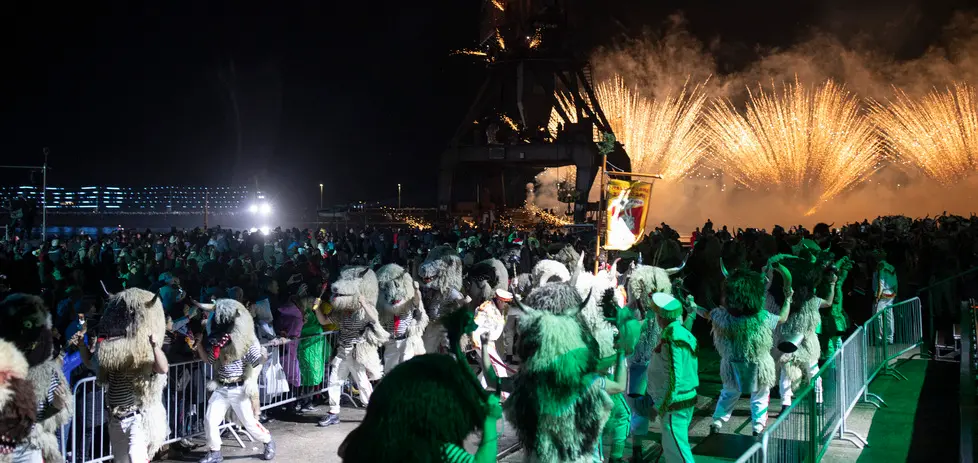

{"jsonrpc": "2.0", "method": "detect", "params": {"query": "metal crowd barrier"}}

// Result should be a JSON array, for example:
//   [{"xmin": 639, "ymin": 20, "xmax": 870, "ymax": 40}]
[
  {"xmin": 59, "ymin": 331, "xmax": 336, "ymax": 463},
  {"xmin": 735, "ymin": 297, "xmax": 923, "ymax": 462}
]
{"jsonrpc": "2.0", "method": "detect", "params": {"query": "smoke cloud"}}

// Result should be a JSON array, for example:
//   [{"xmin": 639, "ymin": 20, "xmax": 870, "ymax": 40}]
[{"xmin": 531, "ymin": 12, "xmax": 978, "ymax": 231}]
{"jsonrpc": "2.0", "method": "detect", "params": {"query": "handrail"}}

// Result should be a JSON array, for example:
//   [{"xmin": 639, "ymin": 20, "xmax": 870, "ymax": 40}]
[
  {"xmin": 963, "ymin": 300, "xmax": 977, "ymax": 463},
  {"xmin": 916, "ymin": 265, "xmax": 978, "ymax": 295}
]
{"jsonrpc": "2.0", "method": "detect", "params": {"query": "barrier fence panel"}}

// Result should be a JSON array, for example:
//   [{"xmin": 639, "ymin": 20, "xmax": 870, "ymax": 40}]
[
  {"xmin": 258, "ymin": 332, "xmax": 336, "ymax": 411},
  {"xmin": 813, "ymin": 352, "xmax": 843, "ymax": 460},
  {"xmin": 862, "ymin": 308, "xmax": 889, "ymax": 388},
  {"xmin": 61, "ymin": 332, "xmax": 335, "ymax": 463},
  {"xmin": 838, "ymin": 326, "xmax": 870, "ymax": 447},
  {"xmin": 887, "ymin": 297, "xmax": 923, "ymax": 361},
  {"xmin": 733, "ymin": 295, "xmax": 924, "ymax": 462},
  {"xmin": 734, "ymin": 441, "xmax": 764, "ymax": 463}
]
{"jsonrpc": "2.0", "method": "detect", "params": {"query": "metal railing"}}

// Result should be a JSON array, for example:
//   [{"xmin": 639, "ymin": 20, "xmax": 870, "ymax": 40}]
[
  {"xmin": 59, "ymin": 332, "xmax": 336, "ymax": 463},
  {"xmin": 917, "ymin": 266, "xmax": 978, "ymax": 359},
  {"xmin": 961, "ymin": 299, "xmax": 977, "ymax": 463},
  {"xmin": 734, "ymin": 297, "xmax": 923, "ymax": 462}
]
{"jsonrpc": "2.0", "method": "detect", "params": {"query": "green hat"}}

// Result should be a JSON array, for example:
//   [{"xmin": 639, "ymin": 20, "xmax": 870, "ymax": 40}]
[{"xmin": 652, "ymin": 293, "xmax": 683, "ymax": 319}]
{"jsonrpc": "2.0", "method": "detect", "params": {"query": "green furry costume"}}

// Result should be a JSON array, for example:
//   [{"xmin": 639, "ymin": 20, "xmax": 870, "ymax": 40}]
[
  {"xmin": 508, "ymin": 284, "xmax": 613, "ymax": 463},
  {"xmin": 820, "ymin": 257, "xmax": 852, "ymax": 361},
  {"xmin": 339, "ymin": 308, "xmax": 498, "ymax": 463}
]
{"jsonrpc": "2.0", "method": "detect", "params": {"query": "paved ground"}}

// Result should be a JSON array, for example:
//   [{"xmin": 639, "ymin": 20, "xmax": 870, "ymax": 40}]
[{"xmin": 160, "ymin": 349, "xmax": 940, "ymax": 463}]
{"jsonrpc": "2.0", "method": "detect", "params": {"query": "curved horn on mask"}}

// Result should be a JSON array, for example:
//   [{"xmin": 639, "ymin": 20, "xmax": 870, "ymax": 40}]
[
  {"xmin": 720, "ymin": 258, "xmax": 730, "ymax": 279},
  {"xmin": 578, "ymin": 289, "xmax": 593, "ymax": 313},
  {"xmin": 145, "ymin": 292, "xmax": 161, "ymax": 309},
  {"xmin": 512, "ymin": 295, "xmax": 536, "ymax": 315},
  {"xmin": 190, "ymin": 299, "xmax": 216, "ymax": 311},
  {"xmin": 100, "ymin": 280, "xmax": 114, "ymax": 298},
  {"xmin": 609, "ymin": 258, "xmax": 621, "ymax": 281},
  {"xmin": 665, "ymin": 248, "xmax": 693, "ymax": 275}
]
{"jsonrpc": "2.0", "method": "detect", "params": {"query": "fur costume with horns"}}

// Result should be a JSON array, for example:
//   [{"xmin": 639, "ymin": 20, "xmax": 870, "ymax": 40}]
[
  {"xmin": 197, "ymin": 297, "xmax": 265, "ymax": 426},
  {"xmin": 97, "ymin": 288, "xmax": 169, "ymax": 457},
  {"xmin": 0, "ymin": 294, "xmax": 72, "ymax": 463},
  {"xmin": 772, "ymin": 256, "xmax": 825, "ymax": 391},
  {"xmin": 331, "ymin": 267, "xmax": 389, "ymax": 380},
  {"xmin": 506, "ymin": 285, "xmax": 613, "ymax": 463},
  {"xmin": 711, "ymin": 270, "xmax": 778, "ymax": 391},
  {"xmin": 0, "ymin": 339, "xmax": 37, "ymax": 461},
  {"xmin": 418, "ymin": 246, "xmax": 466, "ymax": 353},
  {"xmin": 624, "ymin": 263, "xmax": 685, "ymax": 366},
  {"xmin": 377, "ymin": 263, "xmax": 428, "ymax": 358}
]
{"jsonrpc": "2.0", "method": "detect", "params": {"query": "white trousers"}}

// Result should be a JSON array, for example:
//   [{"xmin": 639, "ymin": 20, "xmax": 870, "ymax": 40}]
[
  {"xmin": 713, "ymin": 384, "xmax": 771, "ymax": 430},
  {"xmin": 108, "ymin": 413, "xmax": 148, "ymax": 463},
  {"xmin": 876, "ymin": 298, "xmax": 895, "ymax": 343},
  {"xmin": 383, "ymin": 339, "xmax": 416, "ymax": 374},
  {"xmin": 205, "ymin": 385, "xmax": 272, "ymax": 451},
  {"xmin": 779, "ymin": 362, "xmax": 821, "ymax": 406},
  {"xmin": 422, "ymin": 323, "xmax": 447, "ymax": 354},
  {"xmin": 327, "ymin": 353, "xmax": 373, "ymax": 415},
  {"xmin": 661, "ymin": 407, "xmax": 695, "ymax": 463},
  {"xmin": 10, "ymin": 446, "xmax": 42, "ymax": 463},
  {"xmin": 476, "ymin": 343, "xmax": 509, "ymax": 400}
]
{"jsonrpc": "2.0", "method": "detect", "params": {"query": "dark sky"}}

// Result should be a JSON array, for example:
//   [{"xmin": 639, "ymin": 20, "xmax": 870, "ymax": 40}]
[{"xmin": 2, "ymin": 0, "xmax": 971, "ymax": 211}]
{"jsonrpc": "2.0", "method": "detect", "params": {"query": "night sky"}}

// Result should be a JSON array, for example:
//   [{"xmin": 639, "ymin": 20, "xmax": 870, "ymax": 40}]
[{"xmin": 2, "ymin": 0, "xmax": 972, "ymax": 212}]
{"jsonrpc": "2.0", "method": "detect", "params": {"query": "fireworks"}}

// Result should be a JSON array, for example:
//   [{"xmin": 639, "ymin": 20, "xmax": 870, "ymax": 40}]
[
  {"xmin": 546, "ymin": 75, "xmax": 709, "ymax": 181},
  {"xmin": 524, "ymin": 201, "xmax": 572, "ymax": 226},
  {"xmin": 706, "ymin": 79, "xmax": 881, "ymax": 214},
  {"xmin": 527, "ymin": 28, "xmax": 542, "ymax": 49},
  {"xmin": 491, "ymin": 0, "xmax": 504, "ymax": 11},
  {"xmin": 871, "ymin": 83, "xmax": 978, "ymax": 185}
]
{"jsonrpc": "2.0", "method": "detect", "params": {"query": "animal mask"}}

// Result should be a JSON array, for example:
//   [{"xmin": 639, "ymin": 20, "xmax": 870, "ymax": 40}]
[
  {"xmin": 195, "ymin": 299, "xmax": 258, "ymax": 363},
  {"xmin": 377, "ymin": 264, "xmax": 416, "ymax": 317},
  {"xmin": 0, "ymin": 294, "xmax": 53, "ymax": 367},
  {"xmin": 332, "ymin": 266, "xmax": 380, "ymax": 313},
  {"xmin": 96, "ymin": 288, "xmax": 166, "ymax": 374},
  {"xmin": 419, "ymin": 246, "xmax": 463, "ymax": 292},
  {"xmin": 0, "ymin": 339, "xmax": 36, "ymax": 455}
]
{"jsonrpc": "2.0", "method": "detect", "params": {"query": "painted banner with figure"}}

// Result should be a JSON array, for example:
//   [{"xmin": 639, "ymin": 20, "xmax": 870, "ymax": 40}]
[{"xmin": 605, "ymin": 179, "xmax": 653, "ymax": 250}]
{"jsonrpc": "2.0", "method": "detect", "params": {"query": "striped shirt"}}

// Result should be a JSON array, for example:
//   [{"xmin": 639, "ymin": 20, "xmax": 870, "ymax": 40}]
[
  {"xmin": 207, "ymin": 342, "xmax": 263, "ymax": 383},
  {"xmin": 383, "ymin": 312, "xmax": 416, "ymax": 339},
  {"xmin": 36, "ymin": 374, "xmax": 60, "ymax": 418},
  {"xmin": 105, "ymin": 371, "xmax": 137, "ymax": 411},
  {"xmin": 338, "ymin": 310, "xmax": 368, "ymax": 348},
  {"xmin": 440, "ymin": 443, "xmax": 474, "ymax": 463}
]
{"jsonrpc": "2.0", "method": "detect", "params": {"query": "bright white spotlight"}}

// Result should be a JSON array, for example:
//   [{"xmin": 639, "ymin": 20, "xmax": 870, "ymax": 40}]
[
  {"xmin": 259, "ymin": 203, "xmax": 271, "ymax": 215},
  {"xmin": 248, "ymin": 204, "xmax": 259, "ymax": 214},
  {"xmin": 260, "ymin": 226, "xmax": 270, "ymax": 235},
  {"xmin": 249, "ymin": 227, "xmax": 258, "ymax": 233}
]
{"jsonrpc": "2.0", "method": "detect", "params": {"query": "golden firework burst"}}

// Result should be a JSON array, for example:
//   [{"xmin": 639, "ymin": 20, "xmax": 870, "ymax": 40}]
[
  {"xmin": 706, "ymin": 79, "xmax": 882, "ymax": 214},
  {"xmin": 871, "ymin": 83, "xmax": 978, "ymax": 185}
]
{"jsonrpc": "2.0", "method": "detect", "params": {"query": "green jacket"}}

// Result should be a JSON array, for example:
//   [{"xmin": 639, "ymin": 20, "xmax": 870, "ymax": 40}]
[{"xmin": 648, "ymin": 320, "xmax": 698, "ymax": 413}]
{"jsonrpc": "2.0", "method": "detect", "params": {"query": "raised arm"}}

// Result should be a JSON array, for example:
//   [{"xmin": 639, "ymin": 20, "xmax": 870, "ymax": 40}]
[
  {"xmin": 686, "ymin": 295, "xmax": 711, "ymax": 321},
  {"xmin": 472, "ymin": 395, "xmax": 503, "ymax": 463}
]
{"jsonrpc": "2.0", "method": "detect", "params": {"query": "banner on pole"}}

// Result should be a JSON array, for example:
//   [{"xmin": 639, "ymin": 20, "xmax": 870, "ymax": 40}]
[{"xmin": 604, "ymin": 179, "xmax": 653, "ymax": 250}]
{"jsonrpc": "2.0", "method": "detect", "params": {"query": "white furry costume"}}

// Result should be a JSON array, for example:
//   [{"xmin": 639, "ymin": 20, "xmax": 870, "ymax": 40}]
[
  {"xmin": 377, "ymin": 264, "xmax": 429, "ymax": 373},
  {"xmin": 0, "ymin": 340, "xmax": 37, "ymax": 463},
  {"xmin": 199, "ymin": 299, "xmax": 263, "ymax": 425},
  {"xmin": 772, "ymin": 296, "xmax": 822, "ymax": 403},
  {"xmin": 96, "ymin": 288, "xmax": 169, "ymax": 461},
  {"xmin": 418, "ymin": 246, "xmax": 466, "ymax": 354},
  {"xmin": 326, "ymin": 267, "xmax": 390, "ymax": 416},
  {"xmin": 0, "ymin": 294, "xmax": 72, "ymax": 463}
]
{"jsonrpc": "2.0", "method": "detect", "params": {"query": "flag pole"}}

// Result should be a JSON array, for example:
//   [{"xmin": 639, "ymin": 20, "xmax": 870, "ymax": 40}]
[{"xmin": 594, "ymin": 150, "xmax": 606, "ymax": 275}]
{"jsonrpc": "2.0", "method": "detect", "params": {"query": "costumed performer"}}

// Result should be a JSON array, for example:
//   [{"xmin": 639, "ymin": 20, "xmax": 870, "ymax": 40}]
[
  {"xmin": 73, "ymin": 288, "xmax": 169, "ymax": 463},
  {"xmin": 194, "ymin": 299, "xmax": 275, "ymax": 463},
  {"xmin": 0, "ymin": 294, "xmax": 72, "ymax": 463},
  {"xmin": 0, "ymin": 338, "xmax": 38, "ymax": 463},
  {"xmin": 871, "ymin": 250, "xmax": 897, "ymax": 344},
  {"xmin": 338, "ymin": 308, "xmax": 503, "ymax": 463},
  {"xmin": 646, "ymin": 293, "xmax": 698, "ymax": 463},
  {"xmin": 688, "ymin": 258, "xmax": 792, "ymax": 435},
  {"xmin": 377, "ymin": 263, "xmax": 428, "ymax": 373},
  {"xmin": 507, "ymin": 284, "xmax": 622, "ymax": 462},
  {"xmin": 320, "ymin": 267, "xmax": 389, "ymax": 427}
]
